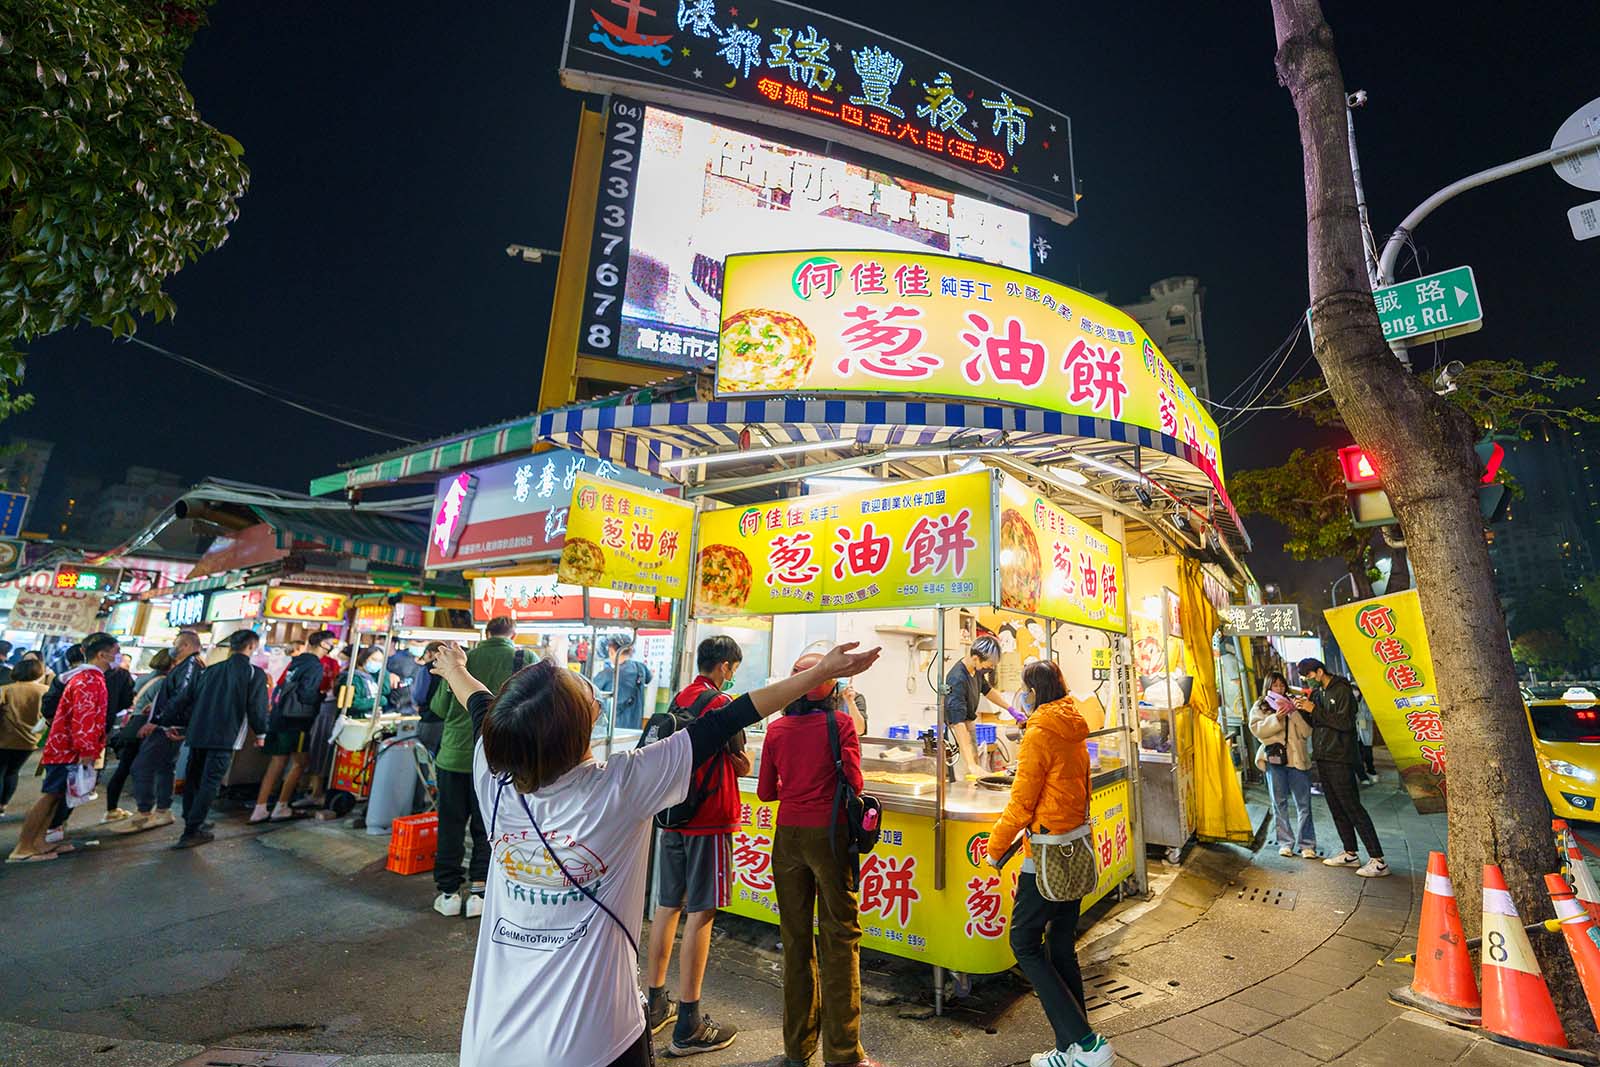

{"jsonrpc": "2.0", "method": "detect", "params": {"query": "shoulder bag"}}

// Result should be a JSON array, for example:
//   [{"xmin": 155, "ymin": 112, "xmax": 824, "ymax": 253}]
[
  {"xmin": 1032, "ymin": 823, "xmax": 1099, "ymax": 902},
  {"xmin": 826, "ymin": 705, "xmax": 882, "ymax": 887}
]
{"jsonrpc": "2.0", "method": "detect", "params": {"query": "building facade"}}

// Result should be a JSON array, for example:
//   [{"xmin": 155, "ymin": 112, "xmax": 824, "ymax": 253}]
[
  {"xmin": 1121, "ymin": 276, "xmax": 1211, "ymax": 401},
  {"xmin": 1489, "ymin": 423, "xmax": 1598, "ymax": 620}
]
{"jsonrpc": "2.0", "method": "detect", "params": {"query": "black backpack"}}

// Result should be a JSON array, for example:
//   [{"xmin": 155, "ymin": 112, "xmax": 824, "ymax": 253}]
[
  {"xmin": 40, "ymin": 676, "xmax": 67, "ymax": 725},
  {"xmin": 827, "ymin": 705, "xmax": 882, "ymax": 886},
  {"xmin": 638, "ymin": 689, "xmax": 725, "ymax": 829}
]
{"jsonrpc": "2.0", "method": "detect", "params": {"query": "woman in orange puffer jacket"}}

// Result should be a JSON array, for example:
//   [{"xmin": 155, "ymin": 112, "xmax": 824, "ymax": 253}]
[{"xmin": 986, "ymin": 660, "xmax": 1112, "ymax": 1067}]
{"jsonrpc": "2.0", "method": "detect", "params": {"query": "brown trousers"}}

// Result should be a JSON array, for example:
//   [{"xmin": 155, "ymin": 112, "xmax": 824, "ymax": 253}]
[{"xmin": 773, "ymin": 823, "xmax": 864, "ymax": 1065}]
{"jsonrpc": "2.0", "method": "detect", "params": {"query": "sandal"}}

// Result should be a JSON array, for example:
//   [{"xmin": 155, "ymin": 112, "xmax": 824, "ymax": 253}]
[
  {"xmin": 46, "ymin": 842, "xmax": 76, "ymax": 854},
  {"xmin": 6, "ymin": 851, "xmax": 59, "ymax": 863}
]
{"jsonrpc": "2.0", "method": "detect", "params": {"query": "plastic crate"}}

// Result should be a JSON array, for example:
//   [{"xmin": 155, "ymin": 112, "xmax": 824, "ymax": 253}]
[
  {"xmin": 387, "ymin": 811, "xmax": 438, "ymax": 876},
  {"xmin": 974, "ymin": 724, "xmax": 998, "ymax": 745}
]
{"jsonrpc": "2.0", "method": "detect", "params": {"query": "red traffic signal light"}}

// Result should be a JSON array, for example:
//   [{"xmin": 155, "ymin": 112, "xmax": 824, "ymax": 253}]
[
  {"xmin": 1338, "ymin": 445, "xmax": 1380, "ymax": 487},
  {"xmin": 1477, "ymin": 439, "xmax": 1504, "ymax": 485}
]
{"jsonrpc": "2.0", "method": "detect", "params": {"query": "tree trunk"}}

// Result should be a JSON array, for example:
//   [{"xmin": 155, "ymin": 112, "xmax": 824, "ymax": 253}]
[{"xmin": 1268, "ymin": 0, "xmax": 1591, "ymax": 1041}]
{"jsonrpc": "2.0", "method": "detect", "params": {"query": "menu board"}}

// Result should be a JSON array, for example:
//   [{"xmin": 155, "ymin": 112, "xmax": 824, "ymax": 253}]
[
  {"xmin": 998, "ymin": 476, "xmax": 1127, "ymax": 634},
  {"xmin": 560, "ymin": 476, "xmax": 696, "ymax": 600},
  {"xmin": 693, "ymin": 470, "xmax": 993, "ymax": 616}
]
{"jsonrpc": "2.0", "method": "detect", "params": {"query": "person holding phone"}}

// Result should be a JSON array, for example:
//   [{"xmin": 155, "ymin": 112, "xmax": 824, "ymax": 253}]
[
  {"xmin": 1249, "ymin": 672, "xmax": 1317, "ymax": 858},
  {"xmin": 434, "ymin": 640, "xmax": 880, "ymax": 1067},
  {"xmin": 986, "ymin": 661, "xmax": 1113, "ymax": 1067}
]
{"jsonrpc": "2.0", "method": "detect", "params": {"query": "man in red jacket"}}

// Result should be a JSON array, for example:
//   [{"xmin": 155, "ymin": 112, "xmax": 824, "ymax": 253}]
[
  {"xmin": 644, "ymin": 635, "xmax": 748, "ymax": 1057},
  {"xmin": 8, "ymin": 631, "xmax": 119, "ymax": 862}
]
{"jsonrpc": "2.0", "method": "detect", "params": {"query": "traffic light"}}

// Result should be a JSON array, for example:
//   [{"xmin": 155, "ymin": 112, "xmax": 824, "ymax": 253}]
[
  {"xmin": 1477, "ymin": 438, "xmax": 1509, "ymax": 522},
  {"xmin": 1337, "ymin": 445, "xmax": 1396, "ymax": 528}
]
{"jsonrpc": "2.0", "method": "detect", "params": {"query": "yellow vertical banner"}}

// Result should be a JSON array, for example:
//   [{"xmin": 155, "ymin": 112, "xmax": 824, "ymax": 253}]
[
  {"xmin": 997, "ymin": 474, "xmax": 1127, "ymax": 634},
  {"xmin": 559, "ymin": 475, "xmax": 695, "ymax": 599},
  {"xmin": 1324, "ymin": 590, "xmax": 1446, "ymax": 814}
]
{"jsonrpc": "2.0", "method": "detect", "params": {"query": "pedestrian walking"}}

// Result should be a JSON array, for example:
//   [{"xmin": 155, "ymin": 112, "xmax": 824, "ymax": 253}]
[
  {"xmin": 758, "ymin": 651, "xmax": 881, "ymax": 1067},
  {"xmin": 411, "ymin": 641, "xmax": 445, "ymax": 755},
  {"xmin": 174, "ymin": 629, "xmax": 269, "ymax": 849},
  {"xmin": 595, "ymin": 638, "xmax": 653, "ymax": 731},
  {"xmin": 1249, "ymin": 671, "xmax": 1318, "ymax": 858},
  {"xmin": 435, "ymin": 638, "xmax": 879, "ymax": 1067},
  {"xmin": 1295, "ymin": 658, "xmax": 1388, "ymax": 877},
  {"xmin": 294, "ymin": 631, "xmax": 348, "ymax": 811},
  {"xmin": 0, "ymin": 657, "xmax": 49, "ymax": 815},
  {"xmin": 117, "ymin": 632, "xmax": 204, "ymax": 834},
  {"xmin": 250, "ymin": 636, "xmax": 328, "ymax": 822},
  {"xmin": 101, "ymin": 650, "xmax": 170, "ymax": 823},
  {"xmin": 429, "ymin": 616, "xmax": 521, "ymax": 918},
  {"xmin": 643, "ymin": 635, "xmax": 746, "ymax": 1054},
  {"xmin": 987, "ymin": 661, "xmax": 1114, "ymax": 1067},
  {"xmin": 8, "ymin": 632, "xmax": 119, "ymax": 862}
]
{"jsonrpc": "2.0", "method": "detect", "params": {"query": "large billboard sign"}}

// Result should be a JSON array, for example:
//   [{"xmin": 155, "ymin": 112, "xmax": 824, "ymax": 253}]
[
  {"xmin": 561, "ymin": 0, "xmax": 1076, "ymax": 226},
  {"xmin": 579, "ymin": 98, "xmax": 1043, "ymax": 370},
  {"xmin": 716, "ymin": 249, "xmax": 1224, "ymax": 488}
]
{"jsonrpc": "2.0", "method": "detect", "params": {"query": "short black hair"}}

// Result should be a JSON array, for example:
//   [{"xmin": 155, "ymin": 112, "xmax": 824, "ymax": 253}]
[
  {"xmin": 64, "ymin": 644, "xmax": 86, "ymax": 666},
  {"xmin": 307, "ymin": 629, "xmax": 337, "ymax": 647},
  {"xmin": 486, "ymin": 615, "xmax": 516, "ymax": 638},
  {"xmin": 82, "ymin": 632, "xmax": 119, "ymax": 660},
  {"xmin": 697, "ymin": 635, "xmax": 743, "ymax": 674},
  {"xmin": 0, "ymin": 640, "xmax": 13, "ymax": 656},
  {"xmin": 227, "ymin": 629, "xmax": 260, "ymax": 653},
  {"xmin": 1296, "ymin": 658, "xmax": 1327, "ymax": 676}
]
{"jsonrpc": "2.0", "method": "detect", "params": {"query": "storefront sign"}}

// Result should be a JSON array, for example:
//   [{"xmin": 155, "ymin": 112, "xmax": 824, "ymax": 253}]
[
  {"xmin": 1324, "ymin": 590, "xmax": 1445, "ymax": 814},
  {"xmin": 425, "ymin": 451, "xmax": 671, "ymax": 571},
  {"xmin": 694, "ymin": 470, "xmax": 993, "ymax": 617},
  {"xmin": 207, "ymin": 588, "xmax": 265, "ymax": 623},
  {"xmin": 998, "ymin": 476, "xmax": 1126, "ymax": 633},
  {"xmin": 1221, "ymin": 603, "xmax": 1302, "ymax": 637},
  {"xmin": 8, "ymin": 588, "xmax": 102, "ymax": 636},
  {"xmin": 560, "ymin": 476, "xmax": 696, "ymax": 600},
  {"xmin": 560, "ymin": 0, "xmax": 1077, "ymax": 225},
  {"xmin": 472, "ymin": 575, "xmax": 674, "ymax": 625},
  {"xmin": 167, "ymin": 592, "xmax": 209, "ymax": 628},
  {"xmin": 717, "ymin": 249, "xmax": 1224, "ymax": 493},
  {"xmin": 54, "ymin": 563, "xmax": 123, "ymax": 594},
  {"xmin": 724, "ymin": 776, "xmax": 1130, "ymax": 972},
  {"xmin": 353, "ymin": 602, "xmax": 392, "ymax": 634},
  {"xmin": 105, "ymin": 601, "xmax": 146, "ymax": 638},
  {"xmin": 263, "ymin": 587, "xmax": 347, "ymax": 623}
]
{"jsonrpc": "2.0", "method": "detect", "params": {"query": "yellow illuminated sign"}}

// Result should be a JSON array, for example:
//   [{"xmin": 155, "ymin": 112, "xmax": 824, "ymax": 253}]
[
  {"xmin": 692, "ymin": 471, "xmax": 993, "ymax": 617},
  {"xmin": 717, "ymin": 249, "xmax": 1223, "ymax": 489},
  {"xmin": 560, "ymin": 475, "xmax": 695, "ymax": 600},
  {"xmin": 998, "ymin": 475, "xmax": 1127, "ymax": 634}
]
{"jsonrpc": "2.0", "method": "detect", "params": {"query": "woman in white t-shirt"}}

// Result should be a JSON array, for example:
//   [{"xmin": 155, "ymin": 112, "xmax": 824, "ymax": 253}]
[{"xmin": 430, "ymin": 639, "xmax": 882, "ymax": 1067}]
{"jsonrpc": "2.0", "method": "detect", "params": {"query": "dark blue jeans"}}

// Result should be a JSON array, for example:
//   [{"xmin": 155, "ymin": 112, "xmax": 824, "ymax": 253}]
[
  {"xmin": 1010, "ymin": 871, "xmax": 1090, "ymax": 1052},
  {"xmin": 131, "ymin": 730, "xmax": 180, "ymax": 812},
  {"xmin": 181, "ymin": 747, "xmax": 232, "ymax": 833}
]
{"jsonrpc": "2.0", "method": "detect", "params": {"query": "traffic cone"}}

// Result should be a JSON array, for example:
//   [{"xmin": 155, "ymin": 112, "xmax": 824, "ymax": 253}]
[
  {"xmin": 1559, "ymin": 823, "xmax": 1600, "ymax": 922},
  {"xmin": 1547, "ymin": 872, "xmax": 1600, "ymax": 1031},
  {"xmin": 1389, "ymin": 851, "xmax": 1481, "ymax": 1025},
  {"xmin": 1481, "ymin": 864, "xmax": 1570, "ymax": 1054}
]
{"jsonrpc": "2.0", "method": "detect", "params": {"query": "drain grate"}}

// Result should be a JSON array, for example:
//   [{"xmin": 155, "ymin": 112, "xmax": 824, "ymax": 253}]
[
  {"xmin": 1080, "ymin": 970, "xmax": 1168, "ymax": 1020},
  {"xmin": 172, "ymin": 1051, "xmax": 344, "ymax": 1067},
  {"xmin": 1237, "ymin": 885, "xmax": 1299, "ymax": 910}
]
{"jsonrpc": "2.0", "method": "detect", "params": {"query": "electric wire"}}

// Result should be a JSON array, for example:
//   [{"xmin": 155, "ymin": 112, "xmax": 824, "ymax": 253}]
[{"xmin": 123, "ymin": 334, "xmax": 419, "ymax": 444}]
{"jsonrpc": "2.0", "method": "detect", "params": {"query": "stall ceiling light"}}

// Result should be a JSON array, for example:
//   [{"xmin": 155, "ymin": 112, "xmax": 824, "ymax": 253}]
[
  {"xmin": 661, "ymin": 438, "xmax": 850, "ymax": 471},
  {"xmin": 1072, "ymin": 452, "xmax": 1146, "ymax": 485}
]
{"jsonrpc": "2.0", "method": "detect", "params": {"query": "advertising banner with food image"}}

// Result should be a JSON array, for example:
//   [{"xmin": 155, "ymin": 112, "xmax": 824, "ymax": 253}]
[
  {"xmin": 716, "ymin": 249, "xmax": 1224, "ymax": 491},
  {"xmin": 997, "ymin": 475, "xmax": 1127, "ymax": 634},
  {"xmin": 559, "ymin": 475, "xmax": 695, "ymax": 600},
  {"xmin": 693, "ymin": 470, "xmax": 994, "ymax": 617}
]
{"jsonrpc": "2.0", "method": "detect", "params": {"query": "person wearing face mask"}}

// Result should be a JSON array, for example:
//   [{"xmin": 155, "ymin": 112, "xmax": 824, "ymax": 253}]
[
  {"xmin": 944, "ymin": 634, "xmax": 1008, "ymax": 778},
  {"xmin": 429, "ymin": 616, "xmax": 523, "ymax": 918},
  {"xmin": 350, "ymin": 646, "xmax": 393, "ymax": 717}
]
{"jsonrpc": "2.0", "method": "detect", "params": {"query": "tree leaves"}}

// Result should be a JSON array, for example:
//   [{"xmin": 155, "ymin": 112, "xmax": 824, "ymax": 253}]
[{"xmin": 0, "ymin": 0, "xmax": 248, "ymax": 399}]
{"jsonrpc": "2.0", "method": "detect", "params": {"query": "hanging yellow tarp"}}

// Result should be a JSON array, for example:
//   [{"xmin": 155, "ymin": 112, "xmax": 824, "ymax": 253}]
[{"xmin": 1179, "ymin": 558, "xmax": 1254, "ymax": 844}]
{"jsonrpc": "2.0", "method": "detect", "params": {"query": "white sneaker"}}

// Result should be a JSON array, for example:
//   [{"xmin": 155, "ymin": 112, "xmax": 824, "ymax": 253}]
[
  {"xmin": 465, "ymin": 893, "xmax": 484, "ymax": 918},
  {"xmin": 248, "ymin": 804, "xmax": 271, "ymax": 824},
  {"xmin": 1323, "ymin": 851, "xmax": 1361, "ymax": 867},
  {"xmin": 432, "ymin": 891, "xmax": 464, "ymax": 917},
  {"xmin": 44, "ymin": 827, "xmax": 64, "ymax": 845},
  {"xmin": 1301, "ymin": 848, "xmax": 1319, "ymax": 859},
  {"xmin": 1357, "ymin": 858, "xmax": 1391, "ymax": 878},
  {"xmin": 1031, "ymin": 1035, "xmax": 1114, "ymax": 1067},
  {"xmin": 1278, "ymin": 846, "xmax": 1294, "ymax": 857}
]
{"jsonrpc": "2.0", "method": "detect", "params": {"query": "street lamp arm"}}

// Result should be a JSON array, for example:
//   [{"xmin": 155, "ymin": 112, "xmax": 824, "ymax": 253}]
[{"xmin": 1376, "ymin": 131, "xmax": 1600, "ymax": 284}]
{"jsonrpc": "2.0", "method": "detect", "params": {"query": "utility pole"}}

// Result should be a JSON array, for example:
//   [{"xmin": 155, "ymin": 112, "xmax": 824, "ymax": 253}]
[{"xmin": 1344, "ymin": 91, "xmax": 1381, "ymax": 288}]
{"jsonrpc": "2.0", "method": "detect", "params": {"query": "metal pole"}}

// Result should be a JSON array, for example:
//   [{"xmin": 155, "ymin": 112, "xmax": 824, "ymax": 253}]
[
  {"xmin": 1345, "ymin": 95, "xmax": 1381, "ymax": 288},
  {"xmin": 934, "ymin": 607, "xmax": 947, "ymax": 893},
  {"xmin": 1377, "ymin": 132, "xmax": 1600, "ymax": 285},
  {"xmin": 1121, "ymin": 633, "xmax": 1148, "ymax": 895}
]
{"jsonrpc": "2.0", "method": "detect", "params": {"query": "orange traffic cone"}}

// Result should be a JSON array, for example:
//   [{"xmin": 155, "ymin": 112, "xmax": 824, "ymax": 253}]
[
  {"xmin": 1390, "ymin": 851, "xmax": 1481, "ymax": 1025},
  {"xmin": 1559, "ymin": 823, "xmax": 1600, "ymax": 922},
  {"xmin": 1547, "ymin": 872, "xmax": 1600, "ymax": 1031},
  {"xmin": 1481, "ymin": 864, "xmax": 1570, "ymax": 1055}
]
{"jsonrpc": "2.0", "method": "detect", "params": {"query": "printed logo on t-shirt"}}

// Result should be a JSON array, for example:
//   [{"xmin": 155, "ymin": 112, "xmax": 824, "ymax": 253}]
[
  {"xmin": 496, "ymin": 831, "xmax": 608, "ymax": 897},
  {"xmin": 491, "ymin": 915, "xmax": 592, "ymax": 952}
]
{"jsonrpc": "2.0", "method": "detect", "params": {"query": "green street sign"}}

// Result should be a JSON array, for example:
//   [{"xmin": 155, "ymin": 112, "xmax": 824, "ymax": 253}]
[{"xmin": 1307, "ymin": 265, "xmax": 1483, "ymax": 346}]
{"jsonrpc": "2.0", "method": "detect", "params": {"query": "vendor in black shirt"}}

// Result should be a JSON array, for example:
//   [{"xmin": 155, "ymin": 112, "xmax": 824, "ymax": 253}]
[{"xmin": 944, "ymin": 634, "xmax": 1009, "ymax": 777}]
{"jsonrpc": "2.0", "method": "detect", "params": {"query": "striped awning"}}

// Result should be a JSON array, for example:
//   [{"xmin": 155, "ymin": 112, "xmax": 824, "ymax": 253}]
[
  {"xmin": 309, "ymin": 415, "xmax": 540, "ymax": 498},
  {"xmin": 250, "ymin": 506, "xmax": 427, "ymax": 569},
  {"xmin": 172, "ymin": 574, "xmax": 229, "ymax": 595}
]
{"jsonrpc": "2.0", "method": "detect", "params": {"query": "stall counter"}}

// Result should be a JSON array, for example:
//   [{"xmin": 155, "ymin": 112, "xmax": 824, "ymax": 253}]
[{"xmin": 720, "ymin": 765, "xmax": 1135, "ymax": 974}]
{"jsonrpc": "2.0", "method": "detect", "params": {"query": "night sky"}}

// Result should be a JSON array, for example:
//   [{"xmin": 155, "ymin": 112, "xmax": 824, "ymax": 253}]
[{"xmin": 12, "ymin": 2, "xmax": 1599, "ymax": 533}]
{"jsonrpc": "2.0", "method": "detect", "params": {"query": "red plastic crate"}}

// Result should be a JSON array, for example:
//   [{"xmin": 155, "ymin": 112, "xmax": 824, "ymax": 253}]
[{"xmin": 387, "ymin": 812, "xmax": 438, "ymax": 876}]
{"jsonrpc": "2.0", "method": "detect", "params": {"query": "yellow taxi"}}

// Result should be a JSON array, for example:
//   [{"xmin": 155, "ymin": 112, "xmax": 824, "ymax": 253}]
[{"xmin": 1528, "ymin": 687, "xmax": 1600, "ymax": 821}]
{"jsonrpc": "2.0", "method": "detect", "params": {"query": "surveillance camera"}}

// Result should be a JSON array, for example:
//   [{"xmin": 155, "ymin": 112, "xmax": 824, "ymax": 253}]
[{"xmin": 1347, "ymin": 90, "xmax": 1368, "ymax": 108}]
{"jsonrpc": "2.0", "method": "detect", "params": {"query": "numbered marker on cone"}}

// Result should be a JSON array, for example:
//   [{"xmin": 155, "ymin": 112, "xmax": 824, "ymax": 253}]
[{"xmin": 1481, "ymin": 864, "xmax": 1570, "ymax": 1053}]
